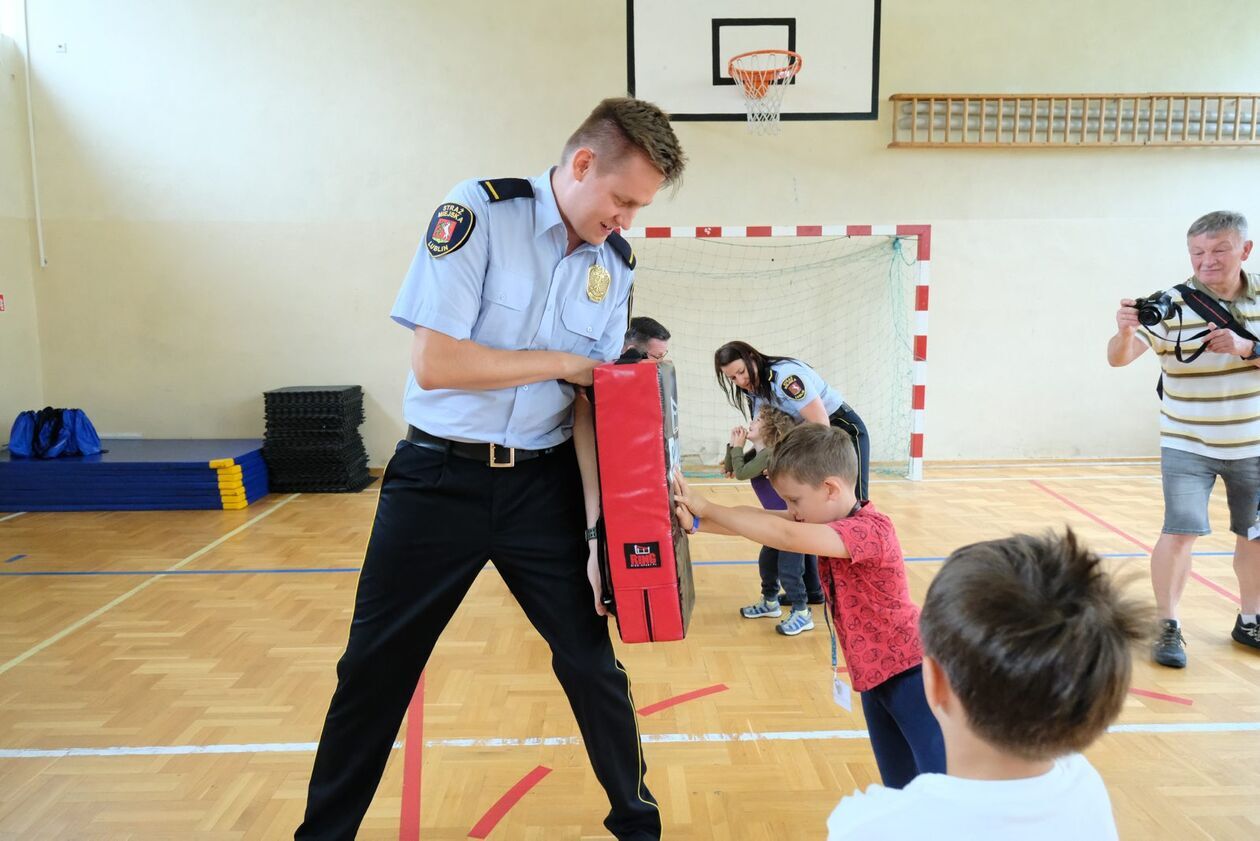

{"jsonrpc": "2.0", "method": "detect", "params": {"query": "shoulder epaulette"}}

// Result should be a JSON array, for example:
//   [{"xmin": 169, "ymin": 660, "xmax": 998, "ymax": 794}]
[
  {"xmin": 478, "ymin": 178, "xmax": 534, "ymax": 202},
  {"xmin": 606, "ymin": 230, "xmax": 636, "ymax": 269}
]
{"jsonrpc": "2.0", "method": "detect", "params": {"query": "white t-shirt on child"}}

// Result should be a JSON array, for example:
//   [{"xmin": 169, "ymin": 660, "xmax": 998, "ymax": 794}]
[{"xmin": 826, "ymin": 753, "xmax": 1118, "ymax": 841}]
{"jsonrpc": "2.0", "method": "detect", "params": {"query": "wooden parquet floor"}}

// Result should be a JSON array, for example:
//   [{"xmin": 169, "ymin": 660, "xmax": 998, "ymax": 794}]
[{"xmin": 0, "ymin": 462, "xmax": 1256, "ymax": 839}]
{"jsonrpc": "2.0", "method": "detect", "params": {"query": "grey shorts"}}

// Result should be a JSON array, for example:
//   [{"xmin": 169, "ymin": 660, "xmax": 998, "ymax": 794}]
[{"xmin": 1161, "ymin": 447, "xmax": 1260, "ymax": 536}]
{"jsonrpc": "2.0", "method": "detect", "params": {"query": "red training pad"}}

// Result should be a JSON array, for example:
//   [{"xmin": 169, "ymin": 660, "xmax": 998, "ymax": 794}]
[{"xmin": 593, "ymin": 360, "xmax": 695, "ymax": 643}]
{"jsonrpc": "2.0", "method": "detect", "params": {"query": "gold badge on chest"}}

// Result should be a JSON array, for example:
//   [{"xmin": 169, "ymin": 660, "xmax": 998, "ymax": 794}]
[{"xmin": 587, "ymin": 264, "xmax": 611, "ymax": 303}]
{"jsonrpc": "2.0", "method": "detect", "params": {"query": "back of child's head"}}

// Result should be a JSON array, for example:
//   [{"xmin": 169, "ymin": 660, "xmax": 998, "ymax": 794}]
[
  {"xmin": 919, "ymin": 529, "xmax": 1147, "ymax": 761},
  {"xmin": 767, "ymin": 423, "xmax": 857, "ymax": 485},
  {"xmin": 756, "ymin": 406, "xmax": 798, "ymax": 449}
]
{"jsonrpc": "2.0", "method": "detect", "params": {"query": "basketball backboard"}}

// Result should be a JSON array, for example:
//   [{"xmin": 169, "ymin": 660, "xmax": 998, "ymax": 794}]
[{"xmin": 626, "ymin": 0, "xmax": 881, "ymax": 122}]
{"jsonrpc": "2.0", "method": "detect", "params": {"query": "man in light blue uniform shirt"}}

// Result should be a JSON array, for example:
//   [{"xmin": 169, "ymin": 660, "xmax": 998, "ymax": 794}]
[
  {"xmin": 391, "ymin": 168, "xmax": 632, "ymax": 447},
  {"xmin": 296, "ymin": 98, "xmax": 686, "ymax": 841}
]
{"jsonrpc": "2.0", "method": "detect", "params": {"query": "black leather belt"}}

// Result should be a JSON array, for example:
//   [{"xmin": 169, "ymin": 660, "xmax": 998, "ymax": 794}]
[{"xmin": 405, "ymin": 425, "xmax": 563, "ymax": 467}]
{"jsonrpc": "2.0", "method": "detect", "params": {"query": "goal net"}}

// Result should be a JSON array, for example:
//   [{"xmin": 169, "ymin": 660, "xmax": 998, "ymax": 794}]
[{"xmin": 624, "ymin": 229, "xmax": 923, "ymax": 479}]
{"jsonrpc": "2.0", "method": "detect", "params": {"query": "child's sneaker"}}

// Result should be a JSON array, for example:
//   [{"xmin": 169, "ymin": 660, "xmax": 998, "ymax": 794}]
[
  {"xmin": 740, "ymin": 599, "xmax": 782, "ymax": 619},
  {"xmin": 1232, "ymin": 614, "xmax": 1260, "ymax": 651},
  {"xmin": 776, "ymin": 608, "xmax": 814, "ymax": 636}
]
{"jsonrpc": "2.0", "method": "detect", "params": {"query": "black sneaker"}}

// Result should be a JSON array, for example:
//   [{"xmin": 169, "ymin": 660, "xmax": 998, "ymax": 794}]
[
  {"xmin": 1231, "ymin": 615, "xmax": 1260, "ymax": 651},
  {"xmin": 777, "ymin": 590, "xmax": 826, "ymax": 606},
  {"xmin": 1153, "ymin": 620, "xmax": 1187, "ymax": 668}
]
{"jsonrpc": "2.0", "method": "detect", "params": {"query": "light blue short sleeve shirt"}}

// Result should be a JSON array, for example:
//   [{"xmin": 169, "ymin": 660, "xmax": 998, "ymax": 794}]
[
  {"xmin": 750, "ymin": 358, "xmax": 844, "ymax": 420},
  {"xmin": 390, "ymin": 169, "xmax": 635, "ymax": 449}
]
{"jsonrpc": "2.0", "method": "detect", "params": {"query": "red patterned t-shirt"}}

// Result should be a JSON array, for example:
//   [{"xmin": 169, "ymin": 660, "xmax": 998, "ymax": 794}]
[{"xmin": 820, "ymin": 502, "xmax": 923, "ymax": 692}]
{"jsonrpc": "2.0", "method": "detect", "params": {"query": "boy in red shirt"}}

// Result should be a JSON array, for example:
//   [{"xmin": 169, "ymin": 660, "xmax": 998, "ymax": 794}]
[{"xmin": 673, "ymin": 423, "xmax": 945, "ymax": 787}]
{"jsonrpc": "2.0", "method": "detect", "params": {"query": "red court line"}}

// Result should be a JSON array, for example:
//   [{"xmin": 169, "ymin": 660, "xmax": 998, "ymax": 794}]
[
  {"xmin": 398, "ymin": 672, "xmax": 425, "ymax": 841},
  {"xmin": 1027, "ymin": 480, "xmax": 1240, "ymax": 603},
  {"xmin": 1188, "ymin": 569, "xmax": 1244, "ymax": 602},
  {"xmin": 636, "ymin": 683, "xmax": 728, "ymax": 716},
  {"xmin": 1129, "ymin": 687, "xmax": 1194, "ymax": 706},
  {"xmin": 467, "ymin": 765, "xmax": 552, "ymax": 839}
]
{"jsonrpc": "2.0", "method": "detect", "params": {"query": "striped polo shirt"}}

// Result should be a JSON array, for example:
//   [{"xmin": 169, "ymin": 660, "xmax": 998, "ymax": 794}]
[{"xmin": 1138, "ymin": 270, "xmax": 1260, "ymax": 459}]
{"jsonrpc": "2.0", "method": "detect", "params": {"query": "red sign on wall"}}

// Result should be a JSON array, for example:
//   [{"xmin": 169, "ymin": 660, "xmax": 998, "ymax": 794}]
[{"xmin": 0, "ymin": 294, "xmax": 6, "ymax": 312}]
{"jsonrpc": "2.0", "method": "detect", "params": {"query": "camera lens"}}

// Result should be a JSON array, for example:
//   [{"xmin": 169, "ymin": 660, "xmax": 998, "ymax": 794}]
[{"xmin": 1138, "ymin": 306, "xmax": 1162, "ymax": 327}]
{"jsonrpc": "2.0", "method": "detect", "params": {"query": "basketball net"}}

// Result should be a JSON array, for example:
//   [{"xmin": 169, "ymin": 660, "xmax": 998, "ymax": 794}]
[{"xmin": 728, "ymin": 50, "xmax": 803, "ymax": 134}]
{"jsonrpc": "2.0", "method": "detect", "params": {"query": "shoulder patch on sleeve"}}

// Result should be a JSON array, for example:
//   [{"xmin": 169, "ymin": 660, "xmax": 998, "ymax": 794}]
[
  {"xmin": 605, "ymin": 230, "xmax": 636, "ymax": 269},
  {"xmin": 426, "ymin": 202, "xmax": 477, "ymax": 258},
  {"xmin": 781, "ymin": 374, "xmax": 808, "ymax": 401},
  {"xmin": 478, "ymin": 178, "xmax": 534, "ymax": 202}
]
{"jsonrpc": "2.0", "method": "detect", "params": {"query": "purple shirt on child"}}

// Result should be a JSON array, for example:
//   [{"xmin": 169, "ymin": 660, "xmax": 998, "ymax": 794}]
[{"xmin": 750, "ymin": 475, "xmax": 786, "ymax": 510}]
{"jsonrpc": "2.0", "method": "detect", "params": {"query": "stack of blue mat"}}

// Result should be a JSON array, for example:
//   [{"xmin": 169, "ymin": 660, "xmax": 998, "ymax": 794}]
[{"xmin": 0, "ymin": 439, "xmax": 270, "ymax": 511}]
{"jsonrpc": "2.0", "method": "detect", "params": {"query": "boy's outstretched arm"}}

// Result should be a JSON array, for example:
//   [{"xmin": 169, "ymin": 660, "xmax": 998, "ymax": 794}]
[{"xmin": 672, "ymin": 473, "xmax": 849, "ymax": 557}]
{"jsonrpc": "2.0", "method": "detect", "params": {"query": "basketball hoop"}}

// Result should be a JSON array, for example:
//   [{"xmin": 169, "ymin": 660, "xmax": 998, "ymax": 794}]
[{"xmin": 727, "ymin": 49, "xmax": 803, "ymax": 134}]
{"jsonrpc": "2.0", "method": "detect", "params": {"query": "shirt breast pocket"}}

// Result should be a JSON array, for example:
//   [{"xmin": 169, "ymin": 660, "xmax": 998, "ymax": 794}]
[
  {"xmin": 559, "ymin": 296, "xmax": 611, "ymax": 356},
  {"xmin": 475, "ymin": 266, "xmax": 532, "ymax": 348}
]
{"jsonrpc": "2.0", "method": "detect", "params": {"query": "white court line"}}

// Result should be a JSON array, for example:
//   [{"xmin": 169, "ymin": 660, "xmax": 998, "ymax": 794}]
[
  {"xmin": 0, "ymin": 512, "xmax": 26, "ymax": 523},
  {"xmin": 916, "ymin": 475, "xmax": 1160, "ymax": 483},
  {"xmin": 0, "ymin": 494, "xmax": 301, "ymax": 676},
  {"xmin": 928, "ymin": 460, "xmax": 1157, "ymax": 470},
  {"xmin": 696, "ymin": 475, "xmax": 1160, "ymax": 487},
  {"xmin": 3, "ymin": 721, "xmax": 1257, "ymax": 758}
]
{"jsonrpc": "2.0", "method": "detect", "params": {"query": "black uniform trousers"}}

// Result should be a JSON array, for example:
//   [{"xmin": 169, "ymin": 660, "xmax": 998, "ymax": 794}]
[
  {"xmin": 829, "ymin": 403, "xmax": 871, "ymax": 501},
  {"xmin": 296, "ymin": 439, "xmax": 660, "ymax": 840}
]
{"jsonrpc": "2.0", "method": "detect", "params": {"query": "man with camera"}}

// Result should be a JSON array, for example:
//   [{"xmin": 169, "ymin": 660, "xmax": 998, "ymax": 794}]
[{"xmin": 1108, "ymin": 210, "xmax": 1260, "ymax": 668}]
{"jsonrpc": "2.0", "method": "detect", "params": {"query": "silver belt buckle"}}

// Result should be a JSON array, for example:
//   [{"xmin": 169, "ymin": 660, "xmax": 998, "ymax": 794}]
[{"xmin": 489, "ymin": 443, "xmax": 516, "ymax": 468}]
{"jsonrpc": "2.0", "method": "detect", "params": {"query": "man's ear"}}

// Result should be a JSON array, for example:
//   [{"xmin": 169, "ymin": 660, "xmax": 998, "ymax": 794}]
[{"xmin": 570, "ymin": 147, "xmax": 595, "ymax": 181}]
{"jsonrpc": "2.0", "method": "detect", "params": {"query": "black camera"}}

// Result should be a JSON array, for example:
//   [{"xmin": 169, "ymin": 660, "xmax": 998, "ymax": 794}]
[{"xmin": 1133, "ymin": 292, "xmax": 1178, "ymax": 327}]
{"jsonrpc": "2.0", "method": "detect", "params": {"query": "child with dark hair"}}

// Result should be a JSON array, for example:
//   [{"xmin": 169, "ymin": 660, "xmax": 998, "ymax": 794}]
[
  {"xmin": 826, "ymin": 529, "xmax": 1146, "ymax": 840},
  {"xmin": 675, "ymin": 423, "xmax": 945, "ymax": 788}
]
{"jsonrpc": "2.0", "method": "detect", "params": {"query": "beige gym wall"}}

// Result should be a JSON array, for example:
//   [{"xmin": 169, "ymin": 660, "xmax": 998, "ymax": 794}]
[
  {"xmin": 12, "ymin": 0, "xmax": 1260, "ymax": 463},
  {"xmin": 0, "ymin": 16, "xmax": 44, "ymax": 431}
]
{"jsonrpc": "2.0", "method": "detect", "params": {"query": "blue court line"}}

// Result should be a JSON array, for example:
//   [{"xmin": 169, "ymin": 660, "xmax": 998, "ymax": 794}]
[
  {"xmin": 2, "ymin": 720, "xmax": 1257, "ymax": 758},
  {"xmin": 0, "ymin": 551, "xmax": 1238, "ymax": 578},
  {"xmin": 4, "ymin": 555, "xmax": 25, "ymax": 564}
]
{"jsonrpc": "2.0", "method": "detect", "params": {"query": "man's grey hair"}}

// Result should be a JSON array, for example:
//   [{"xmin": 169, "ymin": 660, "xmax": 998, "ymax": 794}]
[{"xmin": 1187, "ymin": 210, "xmax": 1249, "ymax": 241}]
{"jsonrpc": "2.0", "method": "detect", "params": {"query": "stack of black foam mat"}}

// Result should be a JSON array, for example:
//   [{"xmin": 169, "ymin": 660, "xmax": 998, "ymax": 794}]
[{"xmin": 262, "ymin": 386, "xmax": 374, "ymax": 492}]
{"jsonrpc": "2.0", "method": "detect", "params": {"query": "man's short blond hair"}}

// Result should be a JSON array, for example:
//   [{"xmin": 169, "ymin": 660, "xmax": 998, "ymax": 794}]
[{"xmin": 563, "ymin": 97, "xmax": 686, "ymax": 185}]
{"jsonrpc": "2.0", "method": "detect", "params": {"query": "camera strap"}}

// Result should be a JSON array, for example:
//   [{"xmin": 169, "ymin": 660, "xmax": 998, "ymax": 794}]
[
  {"xmin": 1177, "ymin": 283, "xmax": 1259, "ymax": 338},
  {"xmin": 1155, "ymin": 283, "xmax": 1259, "ymax": 397}
]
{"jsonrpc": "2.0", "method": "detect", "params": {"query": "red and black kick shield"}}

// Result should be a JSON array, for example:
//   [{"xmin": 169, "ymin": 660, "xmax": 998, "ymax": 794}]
[{"xmin": 592, "ymin": 360, "xmax": 695, "ymax": 643}]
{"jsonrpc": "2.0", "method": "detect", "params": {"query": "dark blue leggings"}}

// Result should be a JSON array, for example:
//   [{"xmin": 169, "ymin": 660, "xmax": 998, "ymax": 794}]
[
  {"xmin": 859, "ymin": 664, "xmax": 946, "ymax": 788},
  {"xmin": 758, "ymin": 547, "xmax": 822, "ymax": 611}
]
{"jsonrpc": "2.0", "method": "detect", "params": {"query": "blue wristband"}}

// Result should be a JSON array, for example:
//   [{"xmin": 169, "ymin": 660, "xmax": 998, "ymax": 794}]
[{"xmin": 691, "ymin": 515, "xmax": 700, "ymax": 534}]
